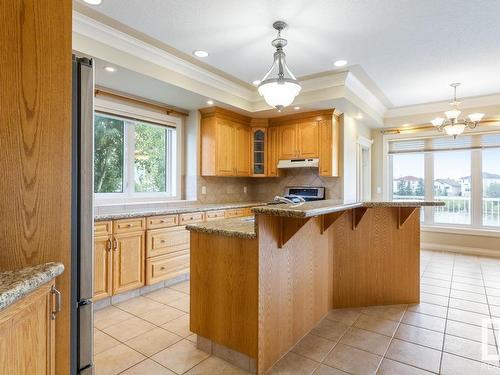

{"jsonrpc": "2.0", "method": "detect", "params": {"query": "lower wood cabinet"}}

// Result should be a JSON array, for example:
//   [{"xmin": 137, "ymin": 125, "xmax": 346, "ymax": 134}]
[
  {"xmin": 94, "ymin": 234, "xmax": 112, "ymax": 300},
  {"xmin": 113, "ymin": 231, "xmax": 146, "ymax": 294},
  {"xmin": 93, "ymin": 219, "xmax": 145, "ymax": 300},
  {"xmin": 0, "ymin": 281, "xmax": 55, "ymax": 375},
  {"xmin": 146, "ymin": 250, "xmax": 190, "ymax": 285}
]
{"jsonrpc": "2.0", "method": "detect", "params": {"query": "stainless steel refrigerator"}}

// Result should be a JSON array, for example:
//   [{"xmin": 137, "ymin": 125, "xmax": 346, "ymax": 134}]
[{"xmin": 71, "ymin": 55, "xmax": 95, "ymax": 375}]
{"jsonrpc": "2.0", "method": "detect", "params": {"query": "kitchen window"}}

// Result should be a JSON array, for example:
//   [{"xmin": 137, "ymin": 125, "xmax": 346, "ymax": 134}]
[
  {"xmin": 94, "ymin": 112, "xmax": 177, "ymax": 201},
  {"xmin": 387, "ymin": 132, "xmax": 500, "ymax": 229}
]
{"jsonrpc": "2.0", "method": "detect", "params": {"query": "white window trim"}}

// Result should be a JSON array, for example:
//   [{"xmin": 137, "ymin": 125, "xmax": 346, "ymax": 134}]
[
  {"xmin": 94, "ymin": 97, "xmax": 183, "ymax": 205},
  {"xmin": 356, "ymin": 136, "xmax": 374, "ymax": 201},
  {"xmin": 382, "ymin": 126, "xmax": 500, "ymax": 232}
]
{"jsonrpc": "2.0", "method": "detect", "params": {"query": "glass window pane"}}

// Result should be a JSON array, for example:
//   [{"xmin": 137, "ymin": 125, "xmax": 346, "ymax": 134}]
[
  {"xmin": 391, "ymin": 154, "xmax": 425, "ymax": 200},
  {"xmin": 134, "ymin": 122, "xmax": 167, "ymax": 193},
  {"xmin": 482, "ymin": 148, "xmax": 500, "ymax": 226},
  {"xmin": 433, "ymin": 151, "xmax": 471, "ymax": 224},
  {"xmin": 94, "ymin": 115, "xmax": 124, "ymax": 193}
]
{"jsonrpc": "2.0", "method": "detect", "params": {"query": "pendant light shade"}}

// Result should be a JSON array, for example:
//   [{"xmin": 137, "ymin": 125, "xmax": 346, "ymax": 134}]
[{"xmin": 258, "ymin": 21, "xmax": 301, "ymax": 111}]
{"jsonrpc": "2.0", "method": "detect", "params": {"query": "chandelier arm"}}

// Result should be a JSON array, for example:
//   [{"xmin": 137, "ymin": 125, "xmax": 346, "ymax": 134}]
[
  {"xmin": 260, "ymin": 54, "xmax": 279, "ymax": 82},
  {"xmin": 282, "ymin": 57, "xmax": 298, "ymax": 80}
]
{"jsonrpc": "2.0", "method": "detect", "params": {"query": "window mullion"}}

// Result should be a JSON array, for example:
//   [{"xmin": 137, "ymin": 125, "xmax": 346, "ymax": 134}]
[
  {"xmin": 424, "ymin": 150, "xmax": 434, "ymax": 225},
  {"xmin": 471, "ymin": 149, "xmax": 482, "ymax": 227},
  {"xmin": 127, "ymin": 121, "xmax": 136, "ymax": 196}
]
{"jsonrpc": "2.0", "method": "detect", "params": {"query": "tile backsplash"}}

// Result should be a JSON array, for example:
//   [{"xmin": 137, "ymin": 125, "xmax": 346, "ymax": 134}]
[{"xmin": 196, "ymin": 169, "xmax": 341, "ymax": 203}]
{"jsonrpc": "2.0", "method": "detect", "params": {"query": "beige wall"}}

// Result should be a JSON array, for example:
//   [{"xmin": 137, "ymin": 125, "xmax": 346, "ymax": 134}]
[{"xmin": 422, "ymin": 230, "xmax": 500, "ymax": 257}]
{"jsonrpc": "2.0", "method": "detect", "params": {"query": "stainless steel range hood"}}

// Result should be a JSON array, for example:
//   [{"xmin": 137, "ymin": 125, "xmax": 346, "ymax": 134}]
[{"xmin": 277, "ymin": 158, "xmax": 319, "ymax": 169}]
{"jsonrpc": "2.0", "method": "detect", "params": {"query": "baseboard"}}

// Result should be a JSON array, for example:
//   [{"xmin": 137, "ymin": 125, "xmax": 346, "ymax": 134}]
[{"xmin": 421, "ymin": 242, "xmax": 500, "ymax": 258}]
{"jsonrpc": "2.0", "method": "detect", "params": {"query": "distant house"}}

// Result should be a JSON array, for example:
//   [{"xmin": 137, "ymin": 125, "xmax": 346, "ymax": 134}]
[
  {"xmin": 434, "ymin": 179, "xmax": 462, "ymax": 196},
  {"xmin": 459, "ymin": 172, "xmax": 500, "ymax": 195}
]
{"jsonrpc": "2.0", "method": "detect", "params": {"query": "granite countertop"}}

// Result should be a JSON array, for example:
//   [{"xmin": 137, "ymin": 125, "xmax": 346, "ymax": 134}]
[
  {"xmin": 186, "ymin": 216, "xmax": 257, "ymax": 239},
  {"xmin": 95, "ymin": 201, "xmax": 266, "ymax": 221},
  {"xmin": 0, "ymin": 262, "xmax": 64, "ymax": 311},
  {"xmin": 252, "ymin": 199, "xmax": 445, "ymax": 218}
]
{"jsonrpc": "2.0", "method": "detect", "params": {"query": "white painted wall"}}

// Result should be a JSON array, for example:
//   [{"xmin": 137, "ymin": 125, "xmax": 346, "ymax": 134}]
[{"xmin": 339, "ymin": 114, "xmax": 372, "ymax": 201}]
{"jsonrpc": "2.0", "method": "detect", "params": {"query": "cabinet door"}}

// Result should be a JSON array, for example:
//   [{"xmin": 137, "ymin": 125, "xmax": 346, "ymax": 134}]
[
  {"xmin": 216, "ymin": 119, "xmax": 235, "ymax": 176},
  {"xmin": 234, "ymin": 124, "xmax": 251, "ymax": 176},
  {"xmin": 94, "ymin": 235, "xmax": 112, "ymax": 300},
  {"xmin": 267, "ymin": 127, "xmax": 279, "ymax": 176},
  {"xmin": 297, "ymin": 120, "xmax": 319, "ymax": 157},
  {"xmin": 0, "ymin": 284, "xmax": 55, "ymax": 375},
  {"xmin": 113, "ymin": 231, "xmax": 145, "ymax": 294},
  {"xmin": 278, "ymin": 124, "xmax": 298, "ymax": 159}
]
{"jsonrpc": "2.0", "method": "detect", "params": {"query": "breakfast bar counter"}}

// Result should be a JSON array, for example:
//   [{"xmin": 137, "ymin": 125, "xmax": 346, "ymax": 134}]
[{"xmin": 187, "ymin": 200, "xmax": 444, "ymax": 374}]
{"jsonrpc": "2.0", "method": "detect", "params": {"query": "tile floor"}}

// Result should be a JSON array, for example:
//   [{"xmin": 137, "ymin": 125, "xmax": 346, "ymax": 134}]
[{"xmin": 94, "ymin": 250, "xmax": 500, "ymax": 374}]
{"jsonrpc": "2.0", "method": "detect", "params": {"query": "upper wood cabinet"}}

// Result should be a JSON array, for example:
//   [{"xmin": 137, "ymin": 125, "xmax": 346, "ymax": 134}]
[
  {"xmin": 297, "ymin": 121, "xmax": 319, "ymax": 157},
  {"xmin": 318, "ymin": 116, "xmax": 339, "ymax": 177},
  {"xmin": 267, "ymin": 126, "xmax": 280, "ymax": 177},
  {"xmin": 278, "ymin": 124, "xmax": 298, "ymax": 159},
  {"xmin": 200, "ymin": 107, "xmax": 251, "ymax": 177}
]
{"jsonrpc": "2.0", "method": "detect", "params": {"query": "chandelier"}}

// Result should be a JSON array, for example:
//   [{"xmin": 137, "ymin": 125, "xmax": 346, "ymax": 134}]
[
  {"xmin": 258, "ymin": 21, "xmax": 301, "ymax": 111},
  {"xmin": 430, "ymin": 83, "xmax": 484, "ymax": 138}
]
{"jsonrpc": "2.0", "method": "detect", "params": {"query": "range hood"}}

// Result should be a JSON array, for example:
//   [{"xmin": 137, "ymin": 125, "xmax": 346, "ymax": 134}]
[{"xmin": 277, "ymin": 158, "xmax": 319, "ymax": 169}]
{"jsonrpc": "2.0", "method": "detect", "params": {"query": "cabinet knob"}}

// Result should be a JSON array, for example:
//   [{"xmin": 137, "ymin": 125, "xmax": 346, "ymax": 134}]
[{"xmin": 160, "ymin": 266, "xmax": 166, "ymax": 270}]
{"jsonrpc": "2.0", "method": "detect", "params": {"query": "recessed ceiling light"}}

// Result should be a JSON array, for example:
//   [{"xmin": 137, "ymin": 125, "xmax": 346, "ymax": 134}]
[
  {"xmin": 83, "ymin": 0, "xmax": 102, "ymax": 4},
  {"xmin": 193, "ymin": 50, "xmax": 209, "ymax": 58},
  {"xmin": 293, "ymin": 106, "xmax": 300, "ymax": 110},
  {"xmin": 252, "ymin": 80, "xmax": 261, "ymax": 86},
  {"xmin": 104, "ymin": 66, "xmax": 116, "ymax": 72},
  {"xmin": 334, "ymin": 60, "xmax": 348, "ymax": 67},
  {"xmin": 206, "ymin": 100, "xmax": 214, "ymax": 105}
]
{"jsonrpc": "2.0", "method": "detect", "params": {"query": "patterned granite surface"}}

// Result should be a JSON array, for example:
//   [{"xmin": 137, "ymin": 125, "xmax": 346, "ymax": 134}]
[
  {"xmin": 252, "ymin": 200, "xmax": 445, "ymax": 218},
  {"xmin": 95, "ymin": 201, "xmax": 266, "ymax": 221},
  {"xmin": 186, "ymin": 216, "xmax": 257, "ymax": 239},
  {"xmin": 0, "ymin": 262, "xmax": 64, "ymax": 311}
]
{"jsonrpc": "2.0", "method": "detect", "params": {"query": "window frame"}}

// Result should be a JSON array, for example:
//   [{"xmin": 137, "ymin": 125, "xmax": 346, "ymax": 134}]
[
  {"xmin": 383, "ymin": 126, "xmax": 500, "ymax": 231},
  {"xmin": 94, "ymin": 96, "xmax": 182, "ymax": 205}
]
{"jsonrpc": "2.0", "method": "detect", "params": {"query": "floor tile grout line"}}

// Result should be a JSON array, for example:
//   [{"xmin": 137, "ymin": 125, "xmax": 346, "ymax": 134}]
[
  {"xmin": 438, "ymin": 252, "xmax": 455, "ymax": 374},
  {"xmin": 479, "ymin": 257, "xmax": 500, "ymax": 363},
  {"xmin": 373, "ymin": 306, "xmax": 406, "ymax": 374}
]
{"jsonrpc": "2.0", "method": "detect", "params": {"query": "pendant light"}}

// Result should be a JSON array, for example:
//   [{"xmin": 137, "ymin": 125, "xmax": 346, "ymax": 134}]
[{"xmin": 258, "ymin": 21, "xmax": 301, "ymax": 111}]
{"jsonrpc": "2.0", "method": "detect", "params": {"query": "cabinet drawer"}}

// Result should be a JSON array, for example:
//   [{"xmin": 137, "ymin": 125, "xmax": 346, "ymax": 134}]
[
  {"xmin": 146, "ymin": 250, "xmax": 190, "ymax": 285},
  {"xmin": 225, "ymin": 208, "xmax": 248, "ymax": 218},
  {"xmin": 94, "ymin": 221, "xmax": 112, "ymax": 236},
  {"xmin": 146, "ymin": 226, "xmax": 189, "ymax": 258},
  {"xmin": 179, "ymin": 212, "xmax": 205, "ymax": 224},
  {"xmin": 205, "ymin": 210, "xmax": 226, "ymax": 221},
  {"xmin": 113, "ymin": 218, "xmax": 146, "ymax": 234},
  {"xmin": 147, "ymin": 215, "xmax": 178, "ymax": 230}
]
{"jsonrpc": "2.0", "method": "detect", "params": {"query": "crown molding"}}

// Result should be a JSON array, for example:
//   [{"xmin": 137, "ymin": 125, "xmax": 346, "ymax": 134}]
[{"xmin": 73, "ymin": 11, "xmax": 257, "ymax": 102}]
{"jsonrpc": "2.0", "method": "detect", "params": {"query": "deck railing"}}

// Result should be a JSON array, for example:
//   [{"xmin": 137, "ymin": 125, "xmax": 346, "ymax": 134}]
[{"xmin": 392, "ymin": 195, "xmax": 500, "ymax": 226}]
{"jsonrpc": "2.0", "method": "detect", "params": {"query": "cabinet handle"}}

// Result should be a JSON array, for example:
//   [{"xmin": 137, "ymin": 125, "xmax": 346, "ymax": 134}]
[
  {"xmin": 160, "ymin": 266, "xmax": 166, "ymax": 270},
  {"xmin": 51, "ymin": 285, "xmax": 62, "ymax": 320},
  {"xmin": 106, "ymin": 239, "xmax": 112, "ymax": 252},
  {"xmin": 113, "ymin": 238, "xmax": 118, "ymax": 250}
]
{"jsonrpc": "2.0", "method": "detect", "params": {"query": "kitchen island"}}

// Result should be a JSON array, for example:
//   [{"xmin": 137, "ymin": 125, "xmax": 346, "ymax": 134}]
[{"xmin": 186, "ymin": 200, "xmax": 444, "ymax": 374}]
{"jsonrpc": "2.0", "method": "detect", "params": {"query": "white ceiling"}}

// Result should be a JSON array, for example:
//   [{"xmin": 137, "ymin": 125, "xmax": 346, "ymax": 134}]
[{"xmin": 79, "ymin": 0, "xmax": 500, "ymax": 108}]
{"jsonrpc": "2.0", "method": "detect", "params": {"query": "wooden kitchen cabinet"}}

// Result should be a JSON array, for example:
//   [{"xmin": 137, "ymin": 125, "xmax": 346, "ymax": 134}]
[
  {"xmin": 200, "ymin": 107, "xmax": 251, "ymax": 177},
  {"xmin": 267, "ymin": 126, "xmax": 280, "ymax": 177},
  {"xmin": 94, "ymin": 235, "xmax": 112, "ymax": 300},
  {"xmin": 0, "ymin": 281, "xmax": 56, "ymax": 375},
  {"xmin": 278, "ymin": 124, "xmax": 298, "ymax": 159},
  {"xmin": 297, "ymin": 121, "xmax": 319, "ymax": 157},
  {"xmin": 318, "ymin": 117, "xmax": 339, "ymax": 177},
  {"xmin": 113, "ymin": 231, "xmax": 145, "ymax": 294}
]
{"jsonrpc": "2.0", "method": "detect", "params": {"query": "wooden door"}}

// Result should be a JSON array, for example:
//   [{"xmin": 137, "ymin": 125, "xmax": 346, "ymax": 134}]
[
  {"xmin": 267, "ymin": 127, "xmax": 280, "ymax": 177},
  {"xmin": 113, "ymin": 232, "xmax": 145, "ymax": 294},
  {"xmin": 94, "ymin": 235, "xmax": 112, "ymax": 300},
  {"xmin": 278, "ymin": 124, "xmax": 298, "ymax": 159},
  {"xmin": 0, "ymin": 283, "xmax": 55, "ymax": 375},
  {"xmin": 297, "ymin": 120, "xmax": 319, "ymax": 157},
  {"xmin": 234, "ymin": 124, "xmax": 251, "ymax": 176},
  {"xmin": 216, "ymin": 119, "xmax": 235, "ymax": 176}
]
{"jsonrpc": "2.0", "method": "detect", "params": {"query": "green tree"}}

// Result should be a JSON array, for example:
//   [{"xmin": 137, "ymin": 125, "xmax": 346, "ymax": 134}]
[
  {"xmin": 94, "ymin": 116, "xmax": 124, "ymax": 193},
  {"xmin": 134, "ymin": 123, "xmax": 167, "ymax": 192},
  {"xmin": 415, "ymin": 179, "xmax": 424, "ymax": 197},
  {"xmin": 396, "ymin": 179, "xmax": 406, "ymax": 196},
  {"xmin": 486, "ymin": 183, "xmax": 500, "ymax": 198}
]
